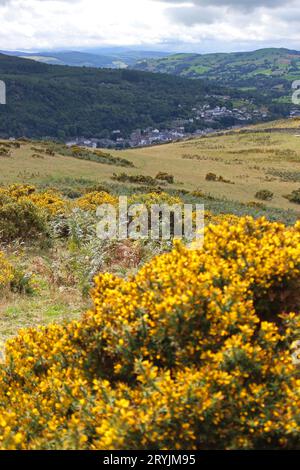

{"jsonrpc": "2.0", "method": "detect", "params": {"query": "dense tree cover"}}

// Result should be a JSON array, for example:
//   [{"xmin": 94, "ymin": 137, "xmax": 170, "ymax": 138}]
[
  {"xmin": 0, "ymin": 54, "xmax": 220, "ymax": 139},
  {"xmin": 0, "ymin": 53, "xmax": 287, "ymax": 140}
]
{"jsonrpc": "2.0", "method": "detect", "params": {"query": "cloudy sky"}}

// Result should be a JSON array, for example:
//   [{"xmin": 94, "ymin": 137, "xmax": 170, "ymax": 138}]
[{"xmin": 0, "ymin": 0, "xmax": 300, "ymax": 53}]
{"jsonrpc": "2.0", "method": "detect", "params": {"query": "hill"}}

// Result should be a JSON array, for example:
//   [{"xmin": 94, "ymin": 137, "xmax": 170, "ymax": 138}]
[
  {"xmin": 1, "ymin": 121, "xmax": 300, "ymax": 450},
  {"xmin": 1, "ymin": 49, "xmax": 170, "ymax": 69},
  {"xmin": 0, "ymin": 52, "xmax": 284, "ymax": 141},
  {"xmin": 1, "ymin": 120, "xmax": 300, "ymax": 341},
  {"xmin": 1, "ymin": 119, "xmax": 300, "ymax": 217},
  {"xmin": 133, "ymin": 47, "xmax": 300, "ymax": 104},
  {"xmin": 0, "ymin": 53, "xmax": 292, "ymax": 141},
  {"xmin": 0, "ymin": 53, "xmax": 240, "ymax": 140}
]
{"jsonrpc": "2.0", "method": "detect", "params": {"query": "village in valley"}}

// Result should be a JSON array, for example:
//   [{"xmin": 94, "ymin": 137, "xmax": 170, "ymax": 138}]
[{"xmin": 66, "ymin": 102, "xmax": 270, "ymax": 149}]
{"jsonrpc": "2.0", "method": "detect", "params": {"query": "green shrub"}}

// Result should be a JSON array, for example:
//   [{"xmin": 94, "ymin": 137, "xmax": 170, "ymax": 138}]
[
  {"xmin": 0, "ymin": 147, "xmax": 11, "ymax": 157},
  {"xmin": 112, "ymin": 173, "xmax": 163, "ymax": 186},
  {"xmin": 206, "ymin": 173, "xmax": 234, "ymax": 184},
  {"xmin": 0, "ymin": 197, "xmax": 48, "ymax": 242},
  {"xmin": 247, "ymin": 201, "xmax": 266, "ymax": 209},
  {"xmin": 255, "ymin": 190, "xmax": 274, "ymax": 201},
  {"xmin": 206, "ymin": 172, "xmax": 217, "ymax": 181},
  {"xmin": 155, "ymin": 172, "xmax": 174, "ymax": 184},
  {"xmin": 45, "ymin": 144, "xmax": 134, "ymax": 167},
  {"xmin": 10, "ymin": 267, "xmax": 36, "ymax": 295},
  {"xmin": 285, "ymin": 189, "xmax": 300, "ymax": 204},
  {"xmin": 1, "ymin": 218, "xmax": 300, "ymax": 449}
]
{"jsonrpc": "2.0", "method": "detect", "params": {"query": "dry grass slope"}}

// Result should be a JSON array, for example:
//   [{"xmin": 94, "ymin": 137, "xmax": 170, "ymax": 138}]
[{"xmin": 1, "ymin": 119, "xmax": 300, "ymax": 212}]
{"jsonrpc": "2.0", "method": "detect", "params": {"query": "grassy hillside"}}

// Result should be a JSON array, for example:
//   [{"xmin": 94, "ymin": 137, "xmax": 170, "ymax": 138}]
[
  {"xmin": 134, "ymin": 47, "xmax": 300, "ymax": 106},
  {"xmin": 1, "ymin": 121, "xmax": 300, "ymax": 449},
  {"xmin": 1, "ymin": 119, "xmax": 300, "ymax": 217},
  {"xmin": 135, "ymin": 48, "xmax": 300, "ymax": 78},
  {"xmin": 1, "ymin": 117, "xmax": 300, "ymax": 347}
]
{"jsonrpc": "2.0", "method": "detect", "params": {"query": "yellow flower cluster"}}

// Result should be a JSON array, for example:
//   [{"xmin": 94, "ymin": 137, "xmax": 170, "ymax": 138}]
[
  {"xmin": 76, "ymin": 191, "xmax": 118, "ymax": 211},
  {"xmin": 0, "ymin": 251, "xmax": 13, "ymax": 288},
  {"xmin": 204, "ymin": 210, "xmax": 240, "ymax": 226},
  {"xmin": 0, "ymin": 185, "xmax": 232, "ymax": 223},
  {"xmin": 0, "ymin": 217, "xmax": 299, "ymax": 449},
  {"xmin": 0, "ymin": 184, "xmax": 66, "ymax": 216},
  {"xmin": 23, "ymin": 192, "xmax": 66, "ymax": 216},
  {"xmin": 70, "ymin": 190, "xmax": 179, "ymax": 213},
  {"xmin": 128, "ymin": 192, "xmax": 182, "ymax": 207}
]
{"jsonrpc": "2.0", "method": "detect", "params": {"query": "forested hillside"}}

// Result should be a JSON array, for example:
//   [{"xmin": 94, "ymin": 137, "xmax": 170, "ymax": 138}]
[
  {"xmin": 0, "ymin": 53, "xmax": 221, "ymax": 139},
  {"xmin": 0, "ymin": 53, "xmax": 289, "ymax": 140}
]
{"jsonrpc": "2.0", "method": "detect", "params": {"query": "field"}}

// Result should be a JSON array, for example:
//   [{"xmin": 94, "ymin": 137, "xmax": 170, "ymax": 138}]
[
  {"xmin": 0, "ymin": 120, "xmax": 300, "ymax": 449},
  {"xmin": 134, "ymin": 48, "xmax": 300, "ymax": 106},
  {"xmin": 136, "ymin": 47, "xmax": 300, "ymax": 80},
  {"xmin": 116, "ymin": 126, "xmax": 300, "ymax": 212},
  {"xmin": 2, "ymin": 119, "xmax": 300, "ymax": 213}
]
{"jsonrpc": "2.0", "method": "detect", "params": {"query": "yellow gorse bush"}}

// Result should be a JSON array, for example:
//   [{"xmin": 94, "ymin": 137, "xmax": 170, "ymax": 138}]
[
  {"xmin": 1, "ymin": 183, "xmax": 36, "ymax": 199},
  {"xmin": 128, "ymin": 192, "xmax": 182, "ymax": 207},
  {"xmin": 75, "ymin": 191, "xmax": 118, "ymax": 211},
  {"xmin": 0, "ymin": 217, "xmax": 300, "ymax": 449},
  {"xmin": 22, "ymin": 192, "xmax": 66, "ymax": 216},
  {"xmin": 0, "ymin": 184, "xmax": 66, "ymax": 216},
  {"xmin": 0, "ymin": 251, "xmax": 13, "ymax": 288},
  {"xmin": 204, "ymin": 210, "xmax": 241, "ymax": 226}
]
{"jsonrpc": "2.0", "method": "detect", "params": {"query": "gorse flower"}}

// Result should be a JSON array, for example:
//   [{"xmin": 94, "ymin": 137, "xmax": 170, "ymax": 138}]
[
  {"xmin": 0, "ymin": 251, "xmax": 13, "ymax": 288},
  {"xmin": 0, "ymin": 184, "xmax": 66, "ymax": 216},
  {"xmin": 128, "ymin": 192, "xmax": 182, "ymax": 208},
  {"xmin": 76, "ymin": 191, "xmax": 118, "ymax": 211},
  {"xmin": 0, "ymin": 217, "xmax": 299, "ymax": 449}
]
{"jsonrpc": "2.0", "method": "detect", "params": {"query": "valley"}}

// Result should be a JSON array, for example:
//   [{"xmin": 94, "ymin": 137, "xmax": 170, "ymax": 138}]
[
  {"xmin": 0, "ymin": 51, "xmax": 292, "ymax": 143},
  {"xmin": 2, "ymin": 0, "xmax": 300, "ymax": 452}
]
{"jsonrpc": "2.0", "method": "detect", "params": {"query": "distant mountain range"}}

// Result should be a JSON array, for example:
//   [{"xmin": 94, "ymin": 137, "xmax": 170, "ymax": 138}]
[{"xmin": 0, "ymin": 49, "xmax": 171, "ymax": 69}]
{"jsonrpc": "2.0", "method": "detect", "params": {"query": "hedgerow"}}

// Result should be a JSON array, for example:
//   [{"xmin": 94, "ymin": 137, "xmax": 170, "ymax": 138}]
[{"xmin": 0, "ymin": 217, "xmax": 299, "ymax": 449}]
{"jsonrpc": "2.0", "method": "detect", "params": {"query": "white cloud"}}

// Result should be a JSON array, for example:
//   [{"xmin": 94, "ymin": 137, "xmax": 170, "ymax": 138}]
[
  {"xmin": 0, "ymin": 0, "xmax": 171, "ymax": 50},
  {"xmin": 155, "ymin": 0, "xmax": 290, "ymax": 11},
  {"xmin": 0, "ymin": 0, "xmax": 299, "ymax": 53}
]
